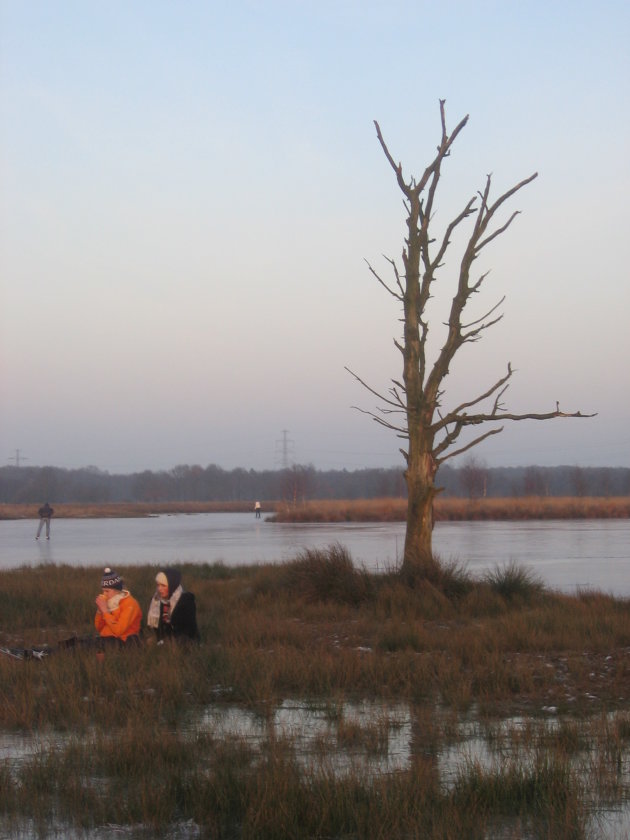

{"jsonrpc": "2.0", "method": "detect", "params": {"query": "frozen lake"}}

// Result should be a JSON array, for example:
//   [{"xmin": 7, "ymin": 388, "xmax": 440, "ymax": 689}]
[{"xmin": 1, "ymin": 513, "xmax": 629, "ymax": 596}]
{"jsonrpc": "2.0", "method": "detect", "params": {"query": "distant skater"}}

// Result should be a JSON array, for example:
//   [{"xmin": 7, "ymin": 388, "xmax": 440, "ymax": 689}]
[
  {"xmin": 254, "ymin": 500, "xmax": 261, "ymax": 518},
  {"xmin": 35, "ymin": 502, "xmax": 54, "ymax": 540}
]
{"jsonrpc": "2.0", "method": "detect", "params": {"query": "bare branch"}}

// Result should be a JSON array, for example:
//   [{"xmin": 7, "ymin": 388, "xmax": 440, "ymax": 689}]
[
  {"xmin": 461, "ymin": 312, "xmax": 504, "ymax": 343},
  {"xmin": 473, "ymin": 173, "xmax": 538, "ymax": 252},
  {"xmin": 433, "ymin": 364, "xmax": 514, "ymax": 432},
  {"xmin": 439, "ymin": 403, "xmax": 596, "ymax": 447},
  {"xmin": 373, "ymin": 121, "xmax": 411, "ymax": 195},
  {"xmin": 388, "ymin": 384, "xmax": 407, "ymax": 410},
  {"xmin": 391, "ymin": 377, "xmax": 407, "ymax": 394},
  {"xmin": 478, "ymin": 408, "xmax": 597, "ymax": 422},
  {"xmin": 426, "ymin": 169, "xmax": 534, "ymax": 396},
  {"xmin": 460, "ymin": 296, "xmax": 504, "ymax": 331},
  {"xmin": 437, "ymin": 427, "xmax": 504, "ymax": 464},
  {"xmin": 374, "ymin": 106, "xmax": 469, "ymax": 202},
  {"xmin": 351, "ymin": 405, "xmax": 408, "ymax": 435},
  {"xmin": 384, "ymin": 255, "xmax": 405, "ymax": 297},
  {"xmin": 470, "ymin": 270, "xmax": 491, "ymax": 294},
  {"xmin": 364, "ymin": 258, "xmax": 403, "ymax": 300},
  {"xmin": 431, "ymin": 197, "xmax": 477, "ymax": 272},
  {"xmin": 486, "ymin": 172, "xmax": 538, "ymax": 218},
  {"xmin": 475, "ymin": 211, "xmax": 520, "ymax": 252},
  {"xmin": 345, "ymin": 367, "xmax": 401, "ymax": 409}
]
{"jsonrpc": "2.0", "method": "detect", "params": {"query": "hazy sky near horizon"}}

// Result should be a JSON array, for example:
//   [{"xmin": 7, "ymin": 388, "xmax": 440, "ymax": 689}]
[{"xmin": 1, "ymin": 1, "xmax": 629, "ymax": 474}]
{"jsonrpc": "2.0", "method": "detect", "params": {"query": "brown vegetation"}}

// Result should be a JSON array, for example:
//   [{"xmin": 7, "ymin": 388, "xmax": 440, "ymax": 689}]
[
  {"xmin": 3, "ymin": 553, "xmax": 630, "ymax": 717},
  {"xmin": 3, "ymin": 495, "xmax": 628, "ymax": 522},
  {"xmin": 270, "ymin": 496, "xmax": 630, "ymax": 523},
  {"xmin": 0, "ymin": 500, "xmax": 268, "ymax": 520},
  {"xmin": 2, "ymin": 554, "xmax": 630, "ymax": 836}
]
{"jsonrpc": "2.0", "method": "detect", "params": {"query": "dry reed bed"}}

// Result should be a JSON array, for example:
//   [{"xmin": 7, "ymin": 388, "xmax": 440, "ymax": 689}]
[
  {"xmin": 271, "ymin": 496, "xmax": 630, "ymax": 522},
  {"xmin": 2, "ymin": 495, "xmax": 630, "ymax": 522},
  {"xmin": 0, "ymin": 501, "xmax": 263, "ymax": 519}
]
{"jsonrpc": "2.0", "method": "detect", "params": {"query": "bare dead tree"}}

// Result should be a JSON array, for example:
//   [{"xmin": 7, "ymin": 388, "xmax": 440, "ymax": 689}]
[{"xmin": 347, "ymin": 101, "xmax": 595, "ymax": 580}]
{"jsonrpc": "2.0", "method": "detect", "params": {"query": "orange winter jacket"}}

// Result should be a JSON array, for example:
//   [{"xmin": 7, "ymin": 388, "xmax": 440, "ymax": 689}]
[{"xmin": 94, "ymin": 591, "xmax": 142, "ymax": 641}]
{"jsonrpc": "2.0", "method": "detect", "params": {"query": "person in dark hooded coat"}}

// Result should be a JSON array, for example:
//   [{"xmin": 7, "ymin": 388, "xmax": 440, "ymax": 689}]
[{"xmin": 147, "ymin": 568, "xmax": 200, "ymax": 644}]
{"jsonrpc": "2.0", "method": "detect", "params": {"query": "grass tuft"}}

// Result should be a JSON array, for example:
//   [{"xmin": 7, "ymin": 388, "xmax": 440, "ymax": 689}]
[
  {"xmin": 278, "ymin": 543, "xmax": 375, "ymax": 605},
  {"xmin": 483, "ymin": 560, "xmax": 545, "ymax": 603}
]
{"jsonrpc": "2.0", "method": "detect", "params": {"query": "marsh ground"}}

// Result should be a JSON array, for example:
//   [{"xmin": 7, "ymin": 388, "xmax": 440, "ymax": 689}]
[{"xmin": 2, "ymin": 551, "xmax": 630, "ymax": 836}]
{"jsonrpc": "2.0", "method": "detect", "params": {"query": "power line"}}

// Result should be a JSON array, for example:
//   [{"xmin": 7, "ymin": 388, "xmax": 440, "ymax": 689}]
[
  {"xmin": 8, "ymin": 449, "xmax": 28, "ymax": 467},
  {"xmin": 274, "ymin": 430, "xmax": 295, "ymax": 469}
]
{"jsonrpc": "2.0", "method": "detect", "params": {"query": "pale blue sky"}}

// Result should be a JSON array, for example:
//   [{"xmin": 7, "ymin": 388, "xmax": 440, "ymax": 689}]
[{"xmin": 1, "ymin": 1, "xmax": 628, "ymax": 472}]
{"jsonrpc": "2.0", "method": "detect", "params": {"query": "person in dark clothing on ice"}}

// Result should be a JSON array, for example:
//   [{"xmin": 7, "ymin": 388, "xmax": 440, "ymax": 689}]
[
  {"xmin": 35, "ymin": 502, "xmax": 54, "ymax": 540},
  {"xmin": 147, "ymin": 568, "xmax": 200, "ymax": 644}
]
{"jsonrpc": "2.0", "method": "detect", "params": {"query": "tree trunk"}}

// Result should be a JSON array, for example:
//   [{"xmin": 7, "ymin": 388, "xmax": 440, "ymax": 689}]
[
  {"xmin": 399, "ymin": 191, "xmax": 441, "ymax": 581},
  {"xmin": 402, "ymin": 445, "xmax": 440, "ymax": 581}
]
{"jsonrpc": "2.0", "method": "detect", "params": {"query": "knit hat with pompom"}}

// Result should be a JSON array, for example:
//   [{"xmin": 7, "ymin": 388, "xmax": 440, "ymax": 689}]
[{"xmin": 101, "ymin": 567, "xmax": 123, "ymax": 590}]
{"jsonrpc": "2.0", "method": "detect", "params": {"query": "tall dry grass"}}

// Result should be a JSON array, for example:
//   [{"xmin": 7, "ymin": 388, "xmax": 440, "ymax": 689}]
[
  {"xmin": 272, "ymin": 496, "xmax": 630, "ymax": 522},
  {"xmin": 0, "ymin": 501, "xmax": 269, "ymax": 520},
  {"xmin": 3, "ymin": 552, "xmax": 630, "ymax": 722},
  {"xmin": 438, "ymin": 496, "xmax": 630, "ymax": 521},
  {"xmin": 3, "ymin": 495, "xmax": 629, "ymax": 522},
  {"xmin": 3, "ymin": 554, "xmax": 630, "ymax": 835}
]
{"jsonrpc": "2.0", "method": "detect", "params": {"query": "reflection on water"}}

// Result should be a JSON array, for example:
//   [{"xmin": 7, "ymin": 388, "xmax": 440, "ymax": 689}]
[
  {"xmin": 2, "ymin": 513, "xmax": 629, "ymax": 595},
  {"xmin": 4, "ymin": 701, "xmax": 630, "ymax": 838},
  {"xmin": 200, "ymin": 698, "xmax": 413, "ymax": 776},
  {"xmin": 193, "ymin": 700, "xmax": 630, "ymax": 836}
]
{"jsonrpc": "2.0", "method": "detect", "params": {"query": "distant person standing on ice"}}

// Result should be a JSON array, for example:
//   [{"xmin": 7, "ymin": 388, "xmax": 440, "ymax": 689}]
[
  {"xmin": 35, "ymin": 502, "xmax": 54, "ymax": 540},
  {"xmin": 254, "ymin": 500, "xmax": 261, "ymax": 518}
]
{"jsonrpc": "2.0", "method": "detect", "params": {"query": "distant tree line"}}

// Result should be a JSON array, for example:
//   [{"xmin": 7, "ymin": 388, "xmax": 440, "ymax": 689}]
[{"xmin": 1, "ymin": 462, "xmax": 629, "ymax": 505}]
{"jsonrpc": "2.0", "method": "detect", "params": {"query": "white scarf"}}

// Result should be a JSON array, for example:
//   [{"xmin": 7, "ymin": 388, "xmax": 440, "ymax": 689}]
[
  {"xmin": 147, "ymin": 584, "xmax": 183, "ymax": 629},
  {"xmin": 103, "ymin": 590, "xmax": 129, "ymax": 612}
]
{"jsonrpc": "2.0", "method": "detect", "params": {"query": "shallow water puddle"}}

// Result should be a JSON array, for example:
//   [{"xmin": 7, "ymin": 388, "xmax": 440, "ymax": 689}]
[
  {"xmin": 196, "ymin": 699, "xmax": 630, "ymax": 837},
  {"xmin": 4, "ymin": 703, "xmax": 630, "ymax": 837},
  {"xmin": 0, "ymin": 730, "xmax": 72, "ymax": 769},
  {"xmin": 198, "ymin": 698, "xmax": 414, "ymax": 773},
  {"xmin": 197, "ymin": 701, "xmax": 630, "ymax": 788}
]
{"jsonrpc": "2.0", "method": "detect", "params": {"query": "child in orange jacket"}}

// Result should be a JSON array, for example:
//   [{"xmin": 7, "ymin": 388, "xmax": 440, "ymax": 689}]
[{"xmin": 94, "ymin": 568, "xmax": 142, "ymax": 645}]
